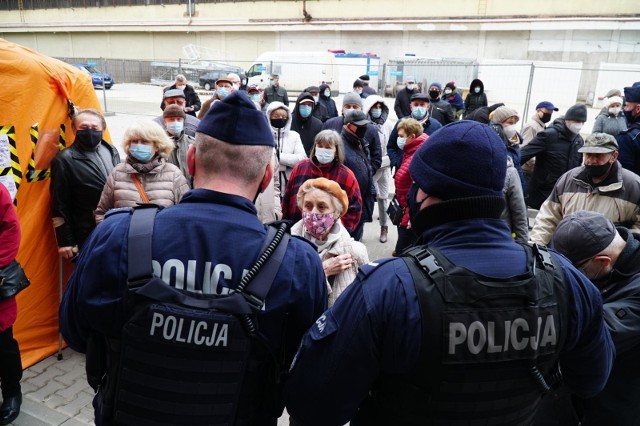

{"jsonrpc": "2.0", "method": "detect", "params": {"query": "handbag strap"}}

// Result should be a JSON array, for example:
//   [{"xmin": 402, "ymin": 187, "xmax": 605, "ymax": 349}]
[{"xmin": 131, "ymin": 174, "xmax": 150, "ymax": 204}]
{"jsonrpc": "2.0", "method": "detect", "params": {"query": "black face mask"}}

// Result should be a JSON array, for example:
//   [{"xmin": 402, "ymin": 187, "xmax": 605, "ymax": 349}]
[
  {"xmin": 355, "ymin": 125, "xmax": 368, "ymax": 139},
  {"xmin": 407, "ymin": 183, "xmax": 427, "ymax": 224},
  {"xmin": 585, "ymin": 162, "xmax": 613, "ymax": 179},
  {"xmin": 428, "ymin": 90, "xmax": 440, "ymax": 100},
  {"xmin": 75, "ymin": 129, "xmax": 103, "ymax": 150},
  {"xmin": 540, "ymin": 112, "xmax": 552, "ymax": 123},
  {"xmin": 270, "ymin": 118, "xmax": 287, "ymax": 129}
]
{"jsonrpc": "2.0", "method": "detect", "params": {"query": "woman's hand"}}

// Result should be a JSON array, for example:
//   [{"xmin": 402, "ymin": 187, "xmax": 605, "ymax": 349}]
[{"xmin": 323, "ymin": 253, "xmax": 353, "ymax": 277}]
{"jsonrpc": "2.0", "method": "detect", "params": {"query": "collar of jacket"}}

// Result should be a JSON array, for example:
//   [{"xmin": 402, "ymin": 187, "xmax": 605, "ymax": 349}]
[
  {"xmin": 70, "ymin": 140, "xmax": 111, "ymax": 159},
  {"xmin": 180, "ymin": 188, "xmax": 258, "ymax": 215},
  {"xmin": 611, "ymin": 226, "xmax": 640, "ymax": 278},
  {"xmin": 573, "ymin": 161, "xmax": 623, "ymax": 193}
]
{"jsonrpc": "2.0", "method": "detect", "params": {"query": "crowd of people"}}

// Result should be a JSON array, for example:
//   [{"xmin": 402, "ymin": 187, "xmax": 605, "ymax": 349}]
[{"xmin": 1, "ymin": 69, "xmax": 639, "ymax": 426}]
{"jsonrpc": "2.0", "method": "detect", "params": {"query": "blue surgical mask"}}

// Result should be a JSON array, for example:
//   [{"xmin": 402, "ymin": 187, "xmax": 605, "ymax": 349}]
[
  {"xmin": 252, "ymin": 94, "xmax": 261, "ymax": 103},
  {"xmin": 397, "ymin": 137, "xmax": 407, "ymax": 150},
  {"xmin": 324, "ymin": 90, "xmax": 331, "ymax": 97},
  {"xmin": 412, "ymin": 107, "xmax": 427, "ymax": 120},
  {"xmin": 315, "ymin": 147, "xmax": 335, "ymax": 164},
  {"xmin": 166, "ymin": 121, "xmax": 184, "ymax": 135},
  {"xmin": 370, "ymin": 108, "xmax": 382, "ymax": 119},
  {"xmin": 474, "ymin": 87, "xmax": 481, "ymax": 94},
  {"xmin": 129, "ymin": 143, "xmax": 154, "ymax": 163},
  {"xmin": 299, "ymin": 105, "xmax": 313, "ymax": 118},
  {"xmin": 407, "ymin": 84, "xmax": 415, "ymax": 91},
  {"xmin": 355, "ymin": 89, "xmax": 363, "ymax": 95},
  {"xmin": 313, "ymin": 95, "xmax": 319, "ymax": 104},
  {"xmin": 217, "ymin": 87, "xmax": 229, "ymax": 99}
]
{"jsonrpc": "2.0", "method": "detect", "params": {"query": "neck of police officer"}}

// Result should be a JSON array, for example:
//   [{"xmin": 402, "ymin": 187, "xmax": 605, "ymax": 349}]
[
  {"xmin": 412, "ymin": 195, "xmax": 506, "ymax": 237},
  {"xmin": 193, "ymin": 172, "xmax": 261, "ymax": 201}
]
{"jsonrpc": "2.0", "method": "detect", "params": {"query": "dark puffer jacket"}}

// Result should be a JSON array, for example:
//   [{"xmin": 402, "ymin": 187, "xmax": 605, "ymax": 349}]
[
  {"xmin": 463, "ymin": 78, "xmax": 488, "ymax": 117},
  {"xmin": 291, "ymin": 92, "xmax": 324, "ymax": 155},
  {"xmin": 520, "ymin": 118, "xmax": 584, "ymax": 209},
  {"xmin": 318, "ymin": 84, "xmax": 338, "ymax": 119}
]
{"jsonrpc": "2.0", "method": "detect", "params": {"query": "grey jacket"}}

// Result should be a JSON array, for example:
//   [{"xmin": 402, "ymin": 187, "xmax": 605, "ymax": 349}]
[
  {"xmin": 592, "ymin": 112, "xmax": 627, "ymax": 137},
  {"xmin": 501, "ymin": 157, "xmax": 529, "ymax": 243}
]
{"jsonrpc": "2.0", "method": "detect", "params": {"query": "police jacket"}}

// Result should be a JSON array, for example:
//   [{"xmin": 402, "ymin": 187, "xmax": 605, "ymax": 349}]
[
  {"xmin": 617, "ymin": 120, "xmax": 640, "ymax": 176},
  {"xmin": 284, "ymin": 198, "xmax": 615, "ymax": 426},
  {"xmin": 50, "ymin": 141, "xmax": 120, "ymax": 249},
  {"xmin": 520, "ymin": 119, "xmax": 584, "ymax": 209},
  {"xmin": 60, "ymin": 189, "xmax": 327, "ymax": 425}
]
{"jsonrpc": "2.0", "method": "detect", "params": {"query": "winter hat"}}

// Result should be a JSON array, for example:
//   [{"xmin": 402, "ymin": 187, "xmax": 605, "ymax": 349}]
[
  {"xmin": 353, "ymin": 79, "xmax": 364, "ymax": 88},
  {"xmin": 445, "ymin": 81, "xmax": 456, "ymax": 90},
  {"xmin": 605, "ymin": 88, "xmax": 622, "ymax": 98},
  {"xmin": 606, "ymin": 96, "xmax": 623, "ymax": 107},
  {"xmin": 564, "ymin": 103, "xmax": 588, "ymax": 122},
  {"xmin": 163, "ymin": 89, "xmax": 185, "ymax": 99},
  {"xmin": 298, "ymin": 177, "xmax": 349, "ymax": 217},
  {"xmin": 163, "ymin": 104, "xmax": 185, "ymax": 119},
  {"xmin": 491, "ymin": 106, "xmax": 519, "ymax": 124},
  {"xmin": 359, "ymin": 74, "xmax": 371, "ymax": 81},
  {"xmin": 409, "ymin": 120, "xmax": 506, "ymax": 201},
  {"xmin": 429, "ymin": 82, "xmax": 442, "ymax": 92},
  {"xmin": 578, "ymin": 133, "xmax": 618, "ymax": 153},
  {"xmin": 342, "ymin": 92, "xmax": 363, "ymax": 109},
  {"xmin": 197, "ymin": 91, "xmax": 274, "ymax": 147},
  {"xmin": 624, "ymin": 82, "xmax": 640, "ymax": 103},
  {"xmin": 552, "ymin": 210, "xmax": 616, "ymax": 265}
]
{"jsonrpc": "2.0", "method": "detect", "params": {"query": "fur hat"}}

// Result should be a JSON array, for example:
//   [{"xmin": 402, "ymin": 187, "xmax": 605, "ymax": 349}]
[
  {"xmin": 409, "ymin": 121, "xmax": 506, "ymax": 201},
  {"xmin": 564, "ymin": 104, "xmax": 588, "ymax": 122},
  {"xmin": 298, "ymin": 177, "xmax": 349, "ymax": 217},
  {"xmin": 197, "ymin": 91, "xmax": 273, "ymax": 147},
  {"xmin": 163, "ymin": 104, "xmax": 185, "ymax": 119},
  {"xmin": 606, "ymin": 96, "xmax": 623, "ymax": 107}
]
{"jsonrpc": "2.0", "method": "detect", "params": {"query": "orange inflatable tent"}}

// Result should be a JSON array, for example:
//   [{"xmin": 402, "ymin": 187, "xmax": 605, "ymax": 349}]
[{"xmin": 0, "ymin": 38, "xmax": 111, "ymax": 367}]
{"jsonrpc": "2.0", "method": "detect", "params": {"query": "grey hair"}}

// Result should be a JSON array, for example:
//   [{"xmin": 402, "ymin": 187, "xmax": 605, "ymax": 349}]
[
  {"xmin": 175, "ymin": 74, "xmax": 187, "ymax": 83},
  {"xmin": 310, "ymin": 130, "xmax": 345, "ymax": 164},
  {"xmin": 72, "ymin": 108, "xmax": 106, "ymax": 131},
  {"xmin": 296, "ymin": 185, "xmax": 344, "ymax": 218}
]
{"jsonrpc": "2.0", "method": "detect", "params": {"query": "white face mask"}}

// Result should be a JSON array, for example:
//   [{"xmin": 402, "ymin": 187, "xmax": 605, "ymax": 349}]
[
  {"xmin": 568, "ymin": 122, "xmax": 584, "ymax": 134},
  {"xmin": 609, "ymin": 107, "xmax": 621, "ymax": 115},
  {"xmin": 503, "ymin": 124, "xmax": 518, "ymax": 140},
  {"xmin": 176, "ymin": 84, "xmax": 186, "ymax": 91},
  {"xmin": 315, "ymin": 147, "xmax": 335, "ymax": 164},
  {"xmin": 407, "ymin": 84, "xmax": 415, "ymax": 91}
]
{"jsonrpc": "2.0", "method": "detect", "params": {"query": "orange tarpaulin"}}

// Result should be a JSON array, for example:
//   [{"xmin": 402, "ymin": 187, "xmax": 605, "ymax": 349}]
[{"xmin": 0, "ymin": 39, "xmax": 111, "ymax": 367}]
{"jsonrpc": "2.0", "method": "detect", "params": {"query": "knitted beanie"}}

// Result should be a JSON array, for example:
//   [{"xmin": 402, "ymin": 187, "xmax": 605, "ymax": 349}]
[
  {"xmin": 409, "ymin": 121, "xmax": 507, "ymax": 201},
  {"xmin": 491, "ymin": 106, "xmax": 519, "ymax": 124},
  {"xmin": 298, "ymin": 177, "xmax": 349, "ymax": 217},
  {"xmin": 342, "ymin": 92, "xmax": 363, "ymax": 108},
  {"xmin": 429, "ymin": 82, "xmax": 442, "ymax": 92},
  {"xmin": 564, "ymin": 104, "xmax": 588, "ymax": 122}
]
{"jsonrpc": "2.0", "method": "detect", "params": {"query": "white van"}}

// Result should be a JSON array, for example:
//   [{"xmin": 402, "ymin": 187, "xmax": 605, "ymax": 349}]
[{"xmin": 246, "ymin": 51, "xmax": 337, "ymax": 92}]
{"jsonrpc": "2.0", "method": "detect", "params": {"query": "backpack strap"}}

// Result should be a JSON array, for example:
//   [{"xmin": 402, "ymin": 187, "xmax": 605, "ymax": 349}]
[{"xmin": 127, "ymin": 205, "xmax": 159, "ymax": 288}]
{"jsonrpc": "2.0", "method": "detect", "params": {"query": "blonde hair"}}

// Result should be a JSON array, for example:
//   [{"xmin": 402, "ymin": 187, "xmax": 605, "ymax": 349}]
[
  {"xmin": 123, "ymin": 121, "xmax": 174, "ymax": 158},
  {"xmin": 397, "ymin": 118, "xmax": 423, "ymax": 139}
]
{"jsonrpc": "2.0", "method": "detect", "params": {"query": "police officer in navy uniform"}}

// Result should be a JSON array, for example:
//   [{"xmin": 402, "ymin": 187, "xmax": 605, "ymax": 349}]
[
  {"xmin": 59, "ymin": 91, "xmax": 327, "ymax": 426},
  {"xmin": 284, "ymin": 120, "xmax": 615, "ymax": 426}
]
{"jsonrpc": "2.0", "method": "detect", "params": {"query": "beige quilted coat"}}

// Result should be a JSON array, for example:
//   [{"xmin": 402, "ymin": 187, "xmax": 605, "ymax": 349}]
[{"xmin": 95, "ymin": 160, "xmax": 190, "ymax": 223}]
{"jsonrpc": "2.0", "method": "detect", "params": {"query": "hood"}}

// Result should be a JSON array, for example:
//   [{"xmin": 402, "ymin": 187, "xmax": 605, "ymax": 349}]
[
  {"xmin": 319, "ymin": 84, "xmax": 332, "ymax": 99},
  {"xmin": 266, "ymin": 101, "xmax": 292, "ymax": 134},
  {"xmin": 362, "ymin": 95, "xmax": 389, "ymax": 124},
  {"xmin": 470, "ymin": 79, "xmax": 484, "ymax": 93},
  {"xmin": 295, "ymin": 91, "xmax": 316, "ymax": 113}
]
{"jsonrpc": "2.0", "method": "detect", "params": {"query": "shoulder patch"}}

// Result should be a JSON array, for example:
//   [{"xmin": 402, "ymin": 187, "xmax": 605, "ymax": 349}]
[{"xmin": 104, "ymin": 207, "xmax": 133, "ymax": 219}]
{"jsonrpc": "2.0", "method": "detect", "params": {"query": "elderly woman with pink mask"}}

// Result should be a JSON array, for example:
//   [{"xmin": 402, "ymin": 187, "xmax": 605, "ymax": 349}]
[{"xmin": 292, "ymin": 177, "xmax": 368, "ymax": 306}]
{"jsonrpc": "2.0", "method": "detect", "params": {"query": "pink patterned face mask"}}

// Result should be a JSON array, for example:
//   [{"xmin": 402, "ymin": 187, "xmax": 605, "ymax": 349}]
[{"xmin": 302, "ymin": 212, "xmax": 336, "ymax": 240}]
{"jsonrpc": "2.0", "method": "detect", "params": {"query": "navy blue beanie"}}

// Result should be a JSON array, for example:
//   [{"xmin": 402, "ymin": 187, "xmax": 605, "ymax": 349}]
[
  {"xmin": 409, "ymin": 121, "xmax": 507, "ymax": 200},
  {"xmin": 624, "ymin": 82, "xmax": 640, "ymax": 103},
  {"xmin": 197, "ymin": 91, "xmax": 274, "ymax": 147}
]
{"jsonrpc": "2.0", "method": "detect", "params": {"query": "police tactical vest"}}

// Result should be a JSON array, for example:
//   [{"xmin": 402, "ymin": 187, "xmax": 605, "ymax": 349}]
[
  {"xmin": 102, "ymin": 206, "xmax": 290, "ymax": 426},
  {"xmin": 354, "ymin": 244, "xmax": 568, "ymax": 426}
]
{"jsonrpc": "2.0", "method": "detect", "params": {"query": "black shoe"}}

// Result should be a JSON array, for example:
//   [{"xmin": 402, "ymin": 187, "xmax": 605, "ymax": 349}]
[{"xmin": 0, "ymin": 394, "xmax": 21, "ymax": 426}]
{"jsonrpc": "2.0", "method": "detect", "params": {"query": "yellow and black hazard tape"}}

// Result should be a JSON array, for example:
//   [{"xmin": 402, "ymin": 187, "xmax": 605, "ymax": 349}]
[
  {"xmin": 0, "ymin": 125, "xmax": 22, "ymax": 188},
  {"xmin": 27, "ymin": 124, "xmax": 50, "ymax": 182}
]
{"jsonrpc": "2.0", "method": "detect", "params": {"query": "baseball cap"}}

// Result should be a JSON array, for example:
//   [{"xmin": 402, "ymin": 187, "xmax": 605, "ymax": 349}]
[
  {"xmin": 345, "ymin": 111, "xmax": 370, "ymax": 126},
  {"xmin": 163, "ymin": 89, "xmax": 185, "ymax": 99},
  {"xmin": 552, "ymin": 210, "xmax": 616, "ymax": 265},
  {"xmin": 578, "ymin": 133, "xmax": 619, "ymax": 153},
  {"xmin": 535, "ymin": 101, "xmax": 559, "ymax": 111}
]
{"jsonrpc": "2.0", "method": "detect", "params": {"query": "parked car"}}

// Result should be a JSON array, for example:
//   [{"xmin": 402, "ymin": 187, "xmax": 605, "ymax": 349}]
[
  {"xmin": 73, "ymin": 63, "xmax": 114, "ymax": 89},
  {"xmin": 198, "ymin": 70, "xmax": 229, "ymax": 91}
]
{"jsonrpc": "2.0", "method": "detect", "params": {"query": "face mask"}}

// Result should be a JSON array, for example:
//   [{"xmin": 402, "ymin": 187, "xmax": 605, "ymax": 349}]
[
  {"xmin": 503, "ymin": 124, "xmax": 518, "ymax": 140},
  {"xmin": 166, "ymin": 121, "xmax": 184, "ymax": 135},
  {"xmin": 397, "ymin": 137, "xmax": 407, "ymax": 150},
  {"xmin": 474, "ymin": 87, "xmax": 481, "ymax": 94},
  {"xmin": 444, "ymin": 89, "xmax": 452, "ymax": 95},
  {"xmin": 407, "ymin": 183, "xmax": 427, "ymax": 224},
  {"xmin": 75, "ymin": 129, "xmax": 103, "ymax": 150},
  {"xmin": 217, "ymin": 87, "xmax": 229, "ymax": 99},
  {"xmin": 324, "ymin": 90, "xmax": 331, "ymax": 97},
  {"xmin": 407, "ymin": 84, "xmax": 415, "ymax": 91},
  {"xmin": 313, "ymin": 95, "xmax": 319, "ymax": 104},
  {"xmin": 176, "ymin": 85, "xmax": 186, "ymax": 91},
  {"xmin": 429, "ymin": 90, "xmax": 440, "ymax": 100},
  {"xmin": 355, "ymin": 125, "xmax": 368, "ymax": 139},
  {"xmin": 411, "ymin": 106, "xmax": 427, "ymax": 120},
  {"xmin": 299, "ymin": 105, "xmax": 313, "ymax": 118},
  {"xmin": 355, "ymin": 89, "xmax": 363, "ymax": 95},
  {"xmin": 129, "ymin": 143, "xmax": 154, "ymax": 163},
  {"xmin": 540, "ymin": 112, "xmax": 552, "ymax": 123},
  {"xmin": 270, "ymin": 118, "xmax": 287, "ymax": 129},
  {"xmin": 585, "ymin": 161, "xmax": 613, "ymax": 179},
  {"xmin": 302, "ymin": 211, "xmax": 336, "ymax": 240},
  {"xmin": 609, "ymin": 107, "xmax": 621, "ymax": 115},
  {"xmin": 242, "ymin": 79, "xmax": 247, "ymax": 85},
  {"xmin": 315, "ymin": 147, "xmax": 335, "ymax": 164},
  {"xmin": 568, "ymin": 122, "xmax": 583, "ymax": 134},
  {"xmin": 251, "ymin": 94, "xmax": 261, "ymax": 103},
  {"xmin": 370, "ymin": 108, "xmax": 382, "ymax": 119},
  {"xmin": 269, "ymin": 80, "xmax": 275, "ymax": 87}
]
